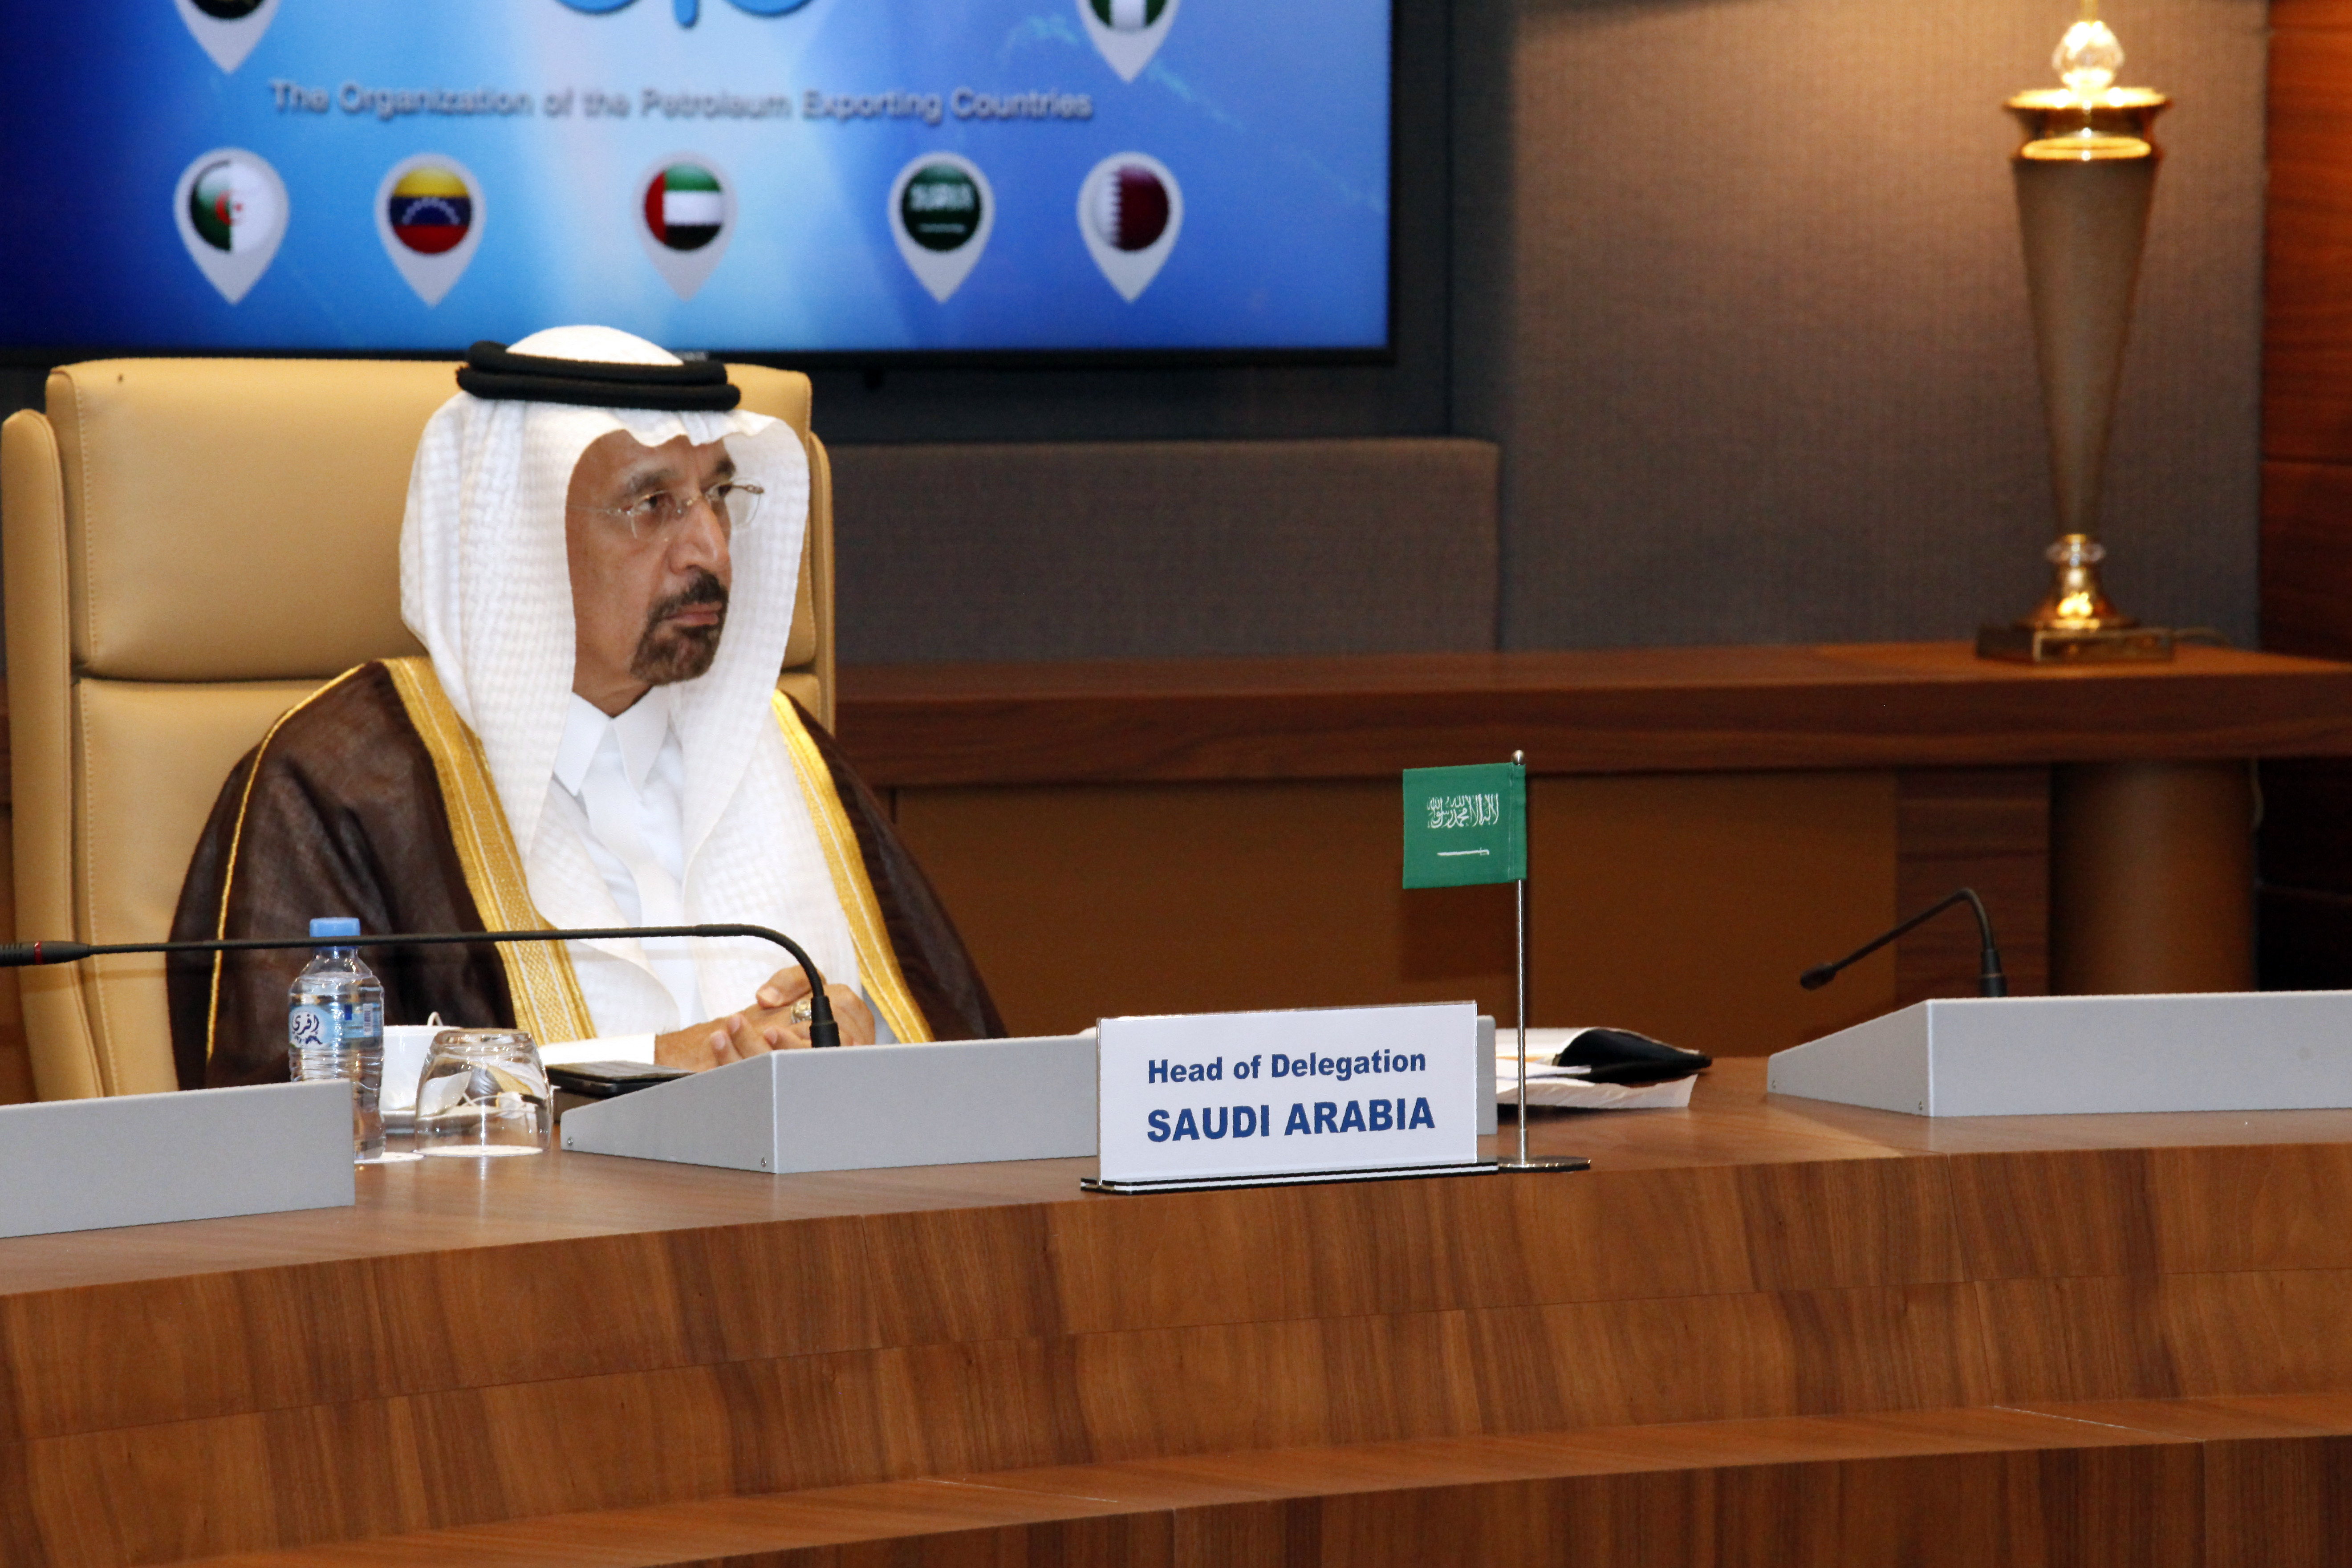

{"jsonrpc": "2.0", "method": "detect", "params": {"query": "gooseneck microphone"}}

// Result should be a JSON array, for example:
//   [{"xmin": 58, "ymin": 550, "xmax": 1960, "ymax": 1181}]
[
  {"xmin": 1799, "ymin": 888, "xmax": 2008, "ymax": 999},
  {"xmin": 0, "ymin": 923, "xmax": 842, "ymax": 1048}
]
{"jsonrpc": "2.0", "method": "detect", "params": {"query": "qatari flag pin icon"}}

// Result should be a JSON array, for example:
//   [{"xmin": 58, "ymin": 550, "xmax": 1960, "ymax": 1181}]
[
  {"xmin": 174, "ymin": 0, "xmax": 280, "ymax": 74},
  {"xmin": 888, "ymin": 154, "xmax": 994, "ymax": 303},
  {"xmin": 1078, "ymin": 153, "xmax": 1182, "ymax": 302},
  {"xmin": 636, "ymin": 156, "xmax": 736, "ymax": 300},
  {"xmin": 1077, "ymin": 0, "xmax": 1178, "ymax": 83},
  {"xmin": 172, "ymin": 148, "xmax": 288, "ymax": 304},
  {"xmin": 374, "ymin": 155, "xmax": 485, "ymax": 306}
]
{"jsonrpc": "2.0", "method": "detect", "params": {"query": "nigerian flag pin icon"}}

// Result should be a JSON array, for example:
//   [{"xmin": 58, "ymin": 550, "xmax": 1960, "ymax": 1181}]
[
  {"xmin": 1078, "ymin": 153, "xmax": 1181, "ymax": 302},
  {"xmin": 174, "ymin": 0, "xmax": 280, "ymax": 73},
  {"xmin": 1078, "ymin": 0, "xmax": 1178, "ymax": 83},
  {"xmin": 638, "ymin": 156, "xmax": 736, "ymax": 301},
  {"xmin": 172, "ymin": 148, "xmax": 288, "ymax": 305},
  {"xmin": 889, "ymin": 154, "xmax": 994, "ymax": 303}
]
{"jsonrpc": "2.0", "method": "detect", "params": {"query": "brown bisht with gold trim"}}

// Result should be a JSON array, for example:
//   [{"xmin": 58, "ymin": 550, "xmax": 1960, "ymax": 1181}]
[{"xmin": 168, "ymin": 660, "xmax": 1003, "ymax": 1089}]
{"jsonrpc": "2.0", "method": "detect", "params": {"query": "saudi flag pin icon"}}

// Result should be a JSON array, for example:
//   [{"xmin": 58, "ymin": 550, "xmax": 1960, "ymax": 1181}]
[
  {"xmin": 888, "ymin": 154, "xmax": 994, "ymax": 303},
  {"xmin": 1078, "ymin": 0, "xmax": 1178, "ymax": 83},
  {"xmin": 174, "ymin": 0, "xmax": 280, "ymax": 74},
  {"xmin": 636, "ymin": 156, "xmax": 736, "ymax": 300},
  {"xmin": 172, "ymin": 148, "xmax": 288, "ymax": 304},
  {"xmin": 1078, "ymin": 153, "xmax": 1182, "ymax": 302},
  {"xmin": 374, "ymin": 155, "xmax": 485, "ymax": 306}
]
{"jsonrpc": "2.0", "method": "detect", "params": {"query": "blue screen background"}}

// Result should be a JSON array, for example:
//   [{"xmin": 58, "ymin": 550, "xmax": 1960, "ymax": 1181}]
[{"xmin": 0, "ymin": 0, "xmax": 1390, "ymax": 353}]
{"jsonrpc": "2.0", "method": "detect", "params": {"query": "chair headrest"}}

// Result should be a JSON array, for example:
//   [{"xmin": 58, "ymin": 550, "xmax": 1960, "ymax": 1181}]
[{"xmin": 46, "ymin": 357, "xmax": 816, "ymax": 682}]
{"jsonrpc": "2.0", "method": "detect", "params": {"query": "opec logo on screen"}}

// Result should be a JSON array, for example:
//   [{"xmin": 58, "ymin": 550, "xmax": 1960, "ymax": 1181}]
[{"xmin": 553, "ymin": 0, "xmax": 816, "ymax": 24}]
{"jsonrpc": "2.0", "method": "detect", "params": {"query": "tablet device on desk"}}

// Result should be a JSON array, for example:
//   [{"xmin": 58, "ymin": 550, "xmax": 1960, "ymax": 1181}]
[{"xmin": 548, "ymin": 1061, "xmax": 691, "ymax": 1101}]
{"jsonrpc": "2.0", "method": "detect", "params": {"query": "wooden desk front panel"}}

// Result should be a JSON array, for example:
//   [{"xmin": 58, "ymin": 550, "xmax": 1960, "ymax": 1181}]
[
  {"xmin": 891, "ymin": 768, "xmax": 2048, "ymax": 1055},
  {"xmin": 12, "ymin": 1067, "xmax": 2352, "ymax": 1566}
]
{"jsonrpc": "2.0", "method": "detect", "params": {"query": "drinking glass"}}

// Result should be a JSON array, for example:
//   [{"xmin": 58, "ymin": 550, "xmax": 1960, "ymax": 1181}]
[{"xmin": 414, "ymin": 1031, "xmax": 551, "ymax": 1158}]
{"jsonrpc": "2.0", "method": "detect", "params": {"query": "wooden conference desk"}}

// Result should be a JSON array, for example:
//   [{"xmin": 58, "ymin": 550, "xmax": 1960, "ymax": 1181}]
[
  {"xmin": 840, "ymin": 642, "xmax": 2352, "ymax": 1056},
  {"xmin": 8, "ymin": 1060, "xmax": 2352, "ymax": 1566}
]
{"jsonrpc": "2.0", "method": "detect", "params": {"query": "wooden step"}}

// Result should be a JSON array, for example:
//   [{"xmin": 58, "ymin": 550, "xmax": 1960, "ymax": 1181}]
[{"xmin": 181, "ymin": 1394, "xmax": 2352, "ymax": 1568}]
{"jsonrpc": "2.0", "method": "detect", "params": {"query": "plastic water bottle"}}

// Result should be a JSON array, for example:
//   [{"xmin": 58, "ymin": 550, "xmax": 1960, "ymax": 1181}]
[{"xmin": 288, "ymin": 917, "xmax": 385, "ymax": 1162}]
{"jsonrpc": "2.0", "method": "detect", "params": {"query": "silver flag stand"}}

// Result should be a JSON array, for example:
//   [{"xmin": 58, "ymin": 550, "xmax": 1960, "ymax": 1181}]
[{"xmin": 1499, "ymin": 749, "xmax": 1589, "ymax": 1175}]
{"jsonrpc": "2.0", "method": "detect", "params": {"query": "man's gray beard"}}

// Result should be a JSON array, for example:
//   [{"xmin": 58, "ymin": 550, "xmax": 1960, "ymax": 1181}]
[{"xmin": 631, "ymin": 570, "xmax": 728, "ymax": 686}]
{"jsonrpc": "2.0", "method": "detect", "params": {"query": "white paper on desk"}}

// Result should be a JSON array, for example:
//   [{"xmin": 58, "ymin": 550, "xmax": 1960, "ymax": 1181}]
[
  {"xmin": 381, "ymin": 1017, "xmax": 447, "ymax": 1114},
  {"xmin": 1496, "ymin": 1026, "xmax": 1697, "ymax": 1111}
]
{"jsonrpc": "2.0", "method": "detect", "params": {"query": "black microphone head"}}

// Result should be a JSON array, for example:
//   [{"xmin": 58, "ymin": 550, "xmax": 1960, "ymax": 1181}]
[{"xmin": 1799, "ymin": 963, "xmax": 1837, "ymax": 991}]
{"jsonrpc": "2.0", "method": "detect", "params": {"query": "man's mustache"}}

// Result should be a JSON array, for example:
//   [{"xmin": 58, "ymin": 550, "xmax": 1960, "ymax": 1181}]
[{"xmin": 647, "ymin": 570, "xmax": 728, "ymax": 630}]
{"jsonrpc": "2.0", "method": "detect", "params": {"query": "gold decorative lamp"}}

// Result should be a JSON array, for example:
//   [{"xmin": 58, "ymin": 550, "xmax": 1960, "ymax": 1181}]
[{"xmin": 1979, "ymin": 3, "xmax": 2173, "ymax": 662}]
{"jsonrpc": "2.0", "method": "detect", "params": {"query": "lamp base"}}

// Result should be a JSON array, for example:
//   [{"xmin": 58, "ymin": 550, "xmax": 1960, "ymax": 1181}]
[{"xmin": 1976, "ymin": 623, "xmax": 2175, "ymax": 663}]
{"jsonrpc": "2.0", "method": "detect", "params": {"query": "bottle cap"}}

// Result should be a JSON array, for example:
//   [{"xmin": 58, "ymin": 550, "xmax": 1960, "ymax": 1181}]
[{"xmin": 309, "ymin": 917, "xmax": 362, "ymax": 939}]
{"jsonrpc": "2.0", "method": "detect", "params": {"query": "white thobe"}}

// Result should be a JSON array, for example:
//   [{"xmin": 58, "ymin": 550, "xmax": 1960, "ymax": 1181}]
[{"xmin": 533, "ymin": 691, "xmax": 889, "ymax": 1068}]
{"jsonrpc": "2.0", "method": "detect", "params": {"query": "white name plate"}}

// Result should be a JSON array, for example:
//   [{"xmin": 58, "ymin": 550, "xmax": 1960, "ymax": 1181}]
[
  {"xmin": 1093, "ymin": 1002, "xmax": 1481, "ymax": 1191},
  {"xmin": 560, "ymin": 1033, "xmax": 1098, "ymax": 1174},
  {"xmin": 1771, "ymin": 991, "xmax": 2352, "ymax": 1117},
  {"xmin": 0, "ymin": 1080, "xmax": 355, "ymax": 1239}
]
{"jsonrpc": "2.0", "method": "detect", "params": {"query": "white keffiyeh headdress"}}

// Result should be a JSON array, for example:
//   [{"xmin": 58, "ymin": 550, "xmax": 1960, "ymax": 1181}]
[{"xmin": 399, "ymin": 325, "xmax": 857, "ymax": 1036}]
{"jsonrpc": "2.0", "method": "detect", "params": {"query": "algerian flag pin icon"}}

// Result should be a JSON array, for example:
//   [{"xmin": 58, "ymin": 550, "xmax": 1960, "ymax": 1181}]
[
  {"xmin": 635, "ymin": 155, "xmax": 737, "ymax": 300},
  {"xmin": 174, "ymin": 0, "xmax": 280, "ymax": 74},
  {"xmin": 374, "ymin": 154, "xmax": 485, "ymax": 307},
  {"xmin": 1077, "ymin": 152, "xmax": 1182, "ymax": 301},
  {"xmin": 887, "ymin": 154, "xmax": 995, "ymax": 303},
  {"xmin": 172, "ymin": 147, "xmax": 288, "ymax": 304},
  {"xmin": 1077, "ymin": 0, "xmax": 1178, "ymax": 83}
]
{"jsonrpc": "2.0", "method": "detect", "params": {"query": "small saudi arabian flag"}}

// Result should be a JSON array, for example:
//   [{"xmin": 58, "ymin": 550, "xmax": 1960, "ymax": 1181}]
[
  {"xmin": 1090, "ymin": 0, "xmax": 1166, "ymax": 28},
  {"xmin": 644, "ymin": 163, "xmax": 724, "ymax": 252},
  {"xmin": 1402, "ymin": 761, "xmax": 1526, "ymax": 889}
]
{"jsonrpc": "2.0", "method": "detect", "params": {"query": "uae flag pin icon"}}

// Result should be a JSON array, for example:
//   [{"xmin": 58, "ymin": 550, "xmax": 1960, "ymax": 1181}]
[
  {"xmin": 1078, "ymin": 153, "xmax": 1182, "ymax": 301},
  {"xmin": 173, "ymin": 0, "xmax": 280, "ymax": 74},
  {"xmin": 172, "ymin": 148, "xmax": 288, "ymax": 304},
  {"xmin": 1077, "ymin": 0, "xmax": 1178, "ymax": 83},
  {"xmin": 888, "ymin": 154, "xmax": 994, "ymax": 303},
  {"xmin": 375, "ymin": 155, "xmax": 485, "ymax": 306},
  {"xmin": 636, "ymin": 157, "xmax": 736, "ymax": 300}
]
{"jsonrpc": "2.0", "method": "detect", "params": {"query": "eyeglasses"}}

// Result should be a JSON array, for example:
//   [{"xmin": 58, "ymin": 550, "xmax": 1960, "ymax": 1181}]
[{"xmin": 570, "ymin": 479, "xmax": 764, "ymax": 540}]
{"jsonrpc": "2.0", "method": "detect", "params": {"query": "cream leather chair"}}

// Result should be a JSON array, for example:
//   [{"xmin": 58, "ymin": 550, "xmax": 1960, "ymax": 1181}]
[{"xmin": 0, "ymin": 359, "xmax": 835, "ymax": 1100}]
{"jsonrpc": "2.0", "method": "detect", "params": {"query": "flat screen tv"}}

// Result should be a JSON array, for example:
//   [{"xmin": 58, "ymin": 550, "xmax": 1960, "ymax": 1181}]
[{"xmin": 0, "ymin": 0, "xmax": 1391, "ymax": 361}]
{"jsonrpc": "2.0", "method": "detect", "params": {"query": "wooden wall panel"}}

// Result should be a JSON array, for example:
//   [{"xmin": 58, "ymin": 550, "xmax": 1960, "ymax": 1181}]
[
  {"xmin": 890, "ymin": 772, "xmax": 1899, "ymax": 1057},
  {"xmin": 1893, "ymin": 768, "xmax": 2050, "ymax": 1004},
  {"xmin": 2275, "ymin": 0, "xmax": 2352, "ymax": 31},
  {"xmin": 894, "ymin": 765, "xmax": 2067, "ymax": 1055},
  {"xmin": 2262, "ymin": 12, "xmax": 2352, "ymax": 979},
  {"xmin": 2264, "ymin": 31, "xmax": 2352, "ymax": 463},
  {"xmin": 2259, "ymin": 462, "xmax": 2352, "ymax": 659}
]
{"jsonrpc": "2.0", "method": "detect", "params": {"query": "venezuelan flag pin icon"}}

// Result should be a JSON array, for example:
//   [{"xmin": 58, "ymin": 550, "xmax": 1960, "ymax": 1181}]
[
  {"xmin": 375, "ymin": 155, "xmax": 485, "ymax": 307},
  {"xmin": 1078, "ymin": 153, "xmax": 1182, "ymax": 302},
  {"xmin": 1077, "ymin": 0, "xmax": 1178, "ymax": 83},
  {"xmin": 636, "ymin": 156, "xmax": 736, "ymax": 301},
  {"xmin": 888, "ymin": 154, "xmax": 994, "ymax": 303},
  {"xmin": 174, "ymin": 0, "xmax": 279, "ymax": 74},
  {"xmin": 172, "ymin": 148, "xmax": 288, "ymax": 304}
]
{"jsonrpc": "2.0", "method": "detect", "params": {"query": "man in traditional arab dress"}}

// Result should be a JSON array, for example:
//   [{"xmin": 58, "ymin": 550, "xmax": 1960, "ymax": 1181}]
[{"xmin": 168, "ymin": 328, "xmax": 1001, "ymax": 1089}]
